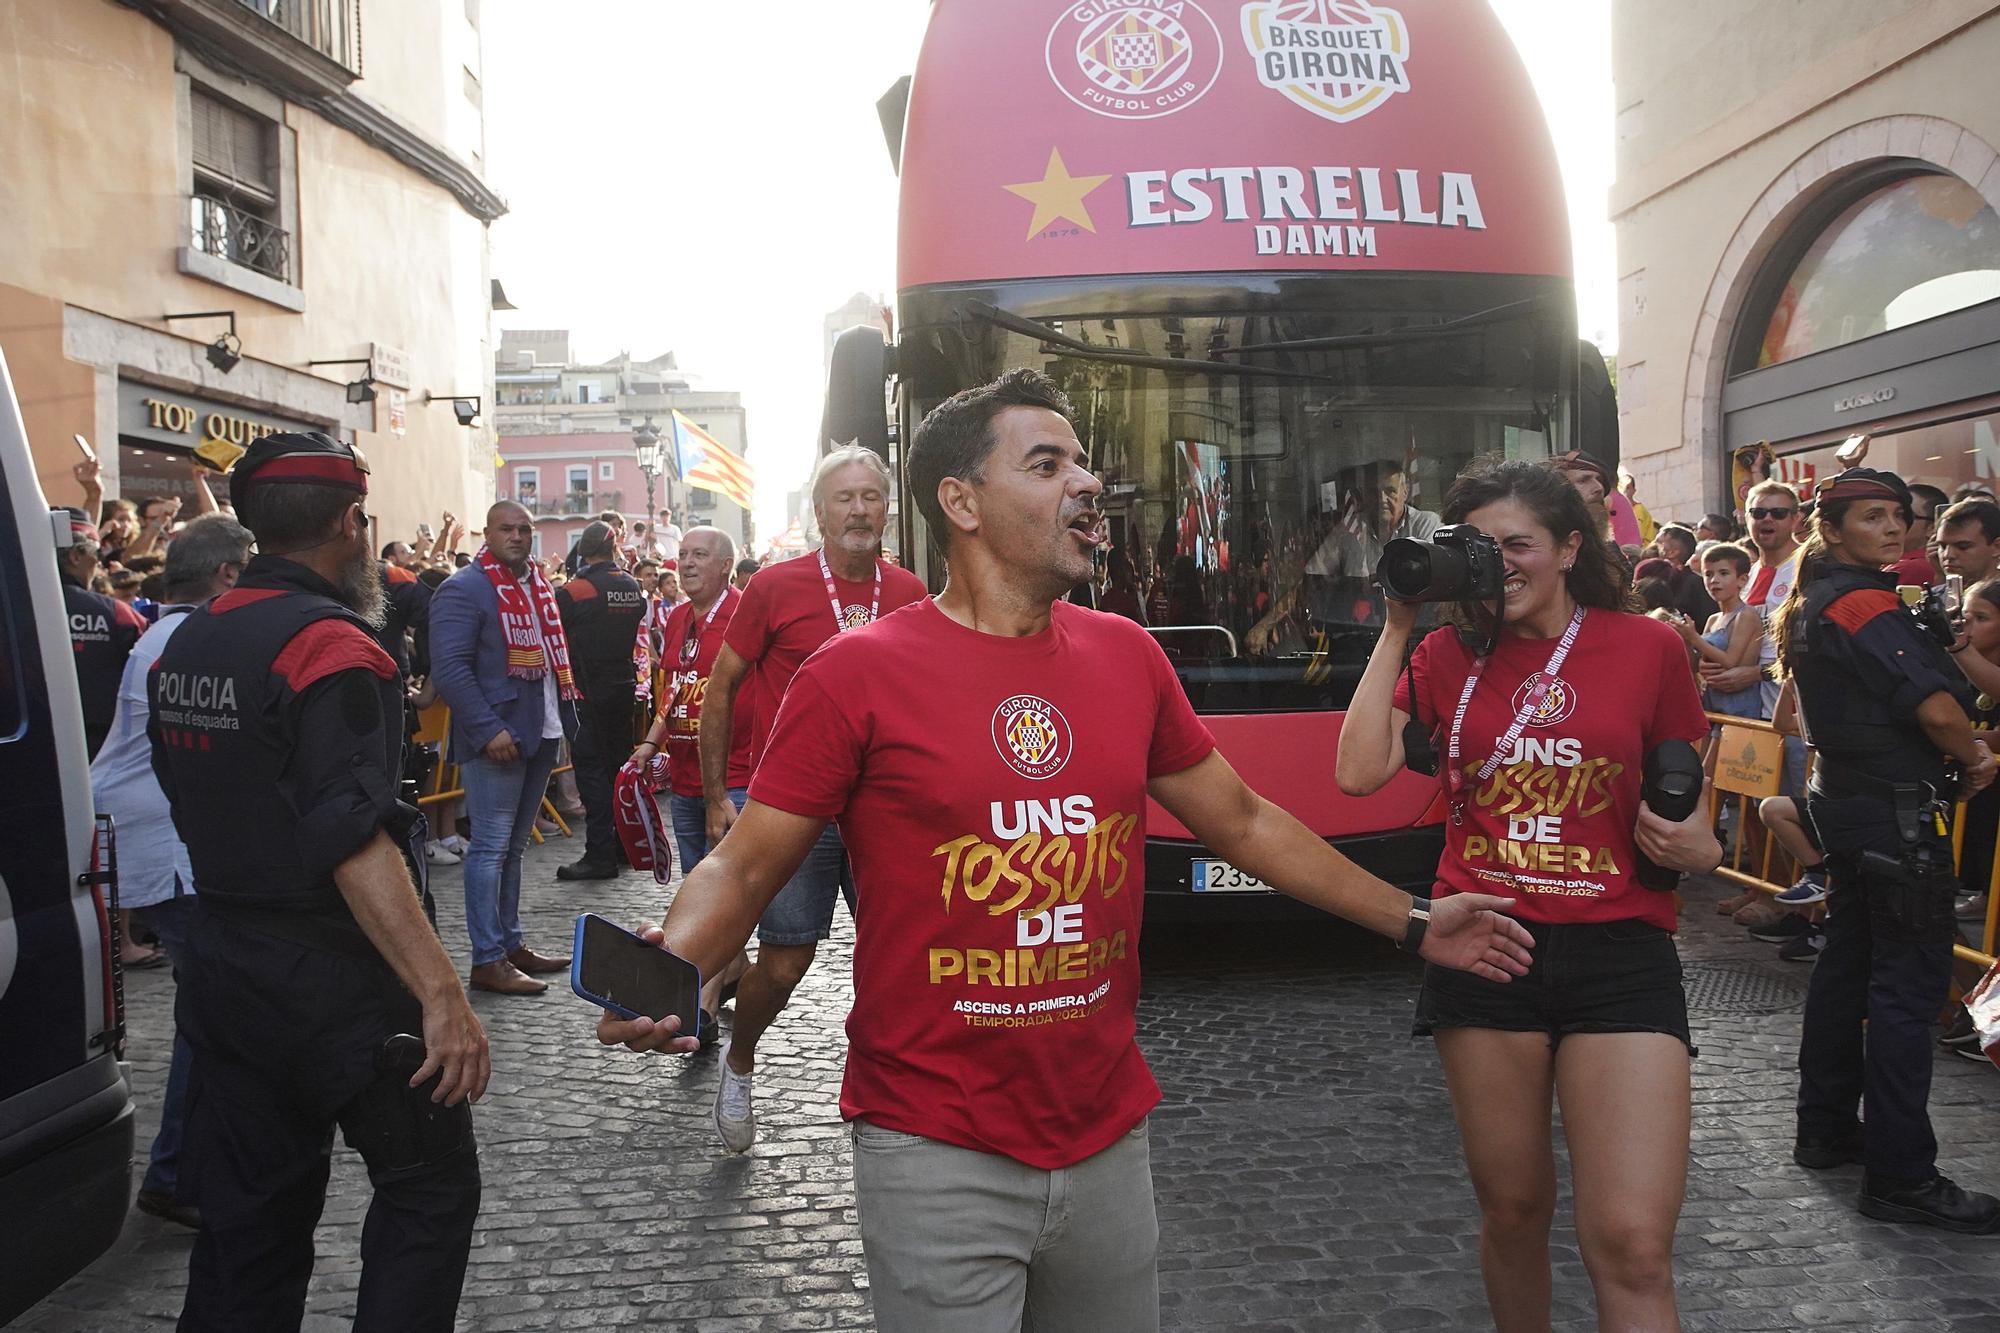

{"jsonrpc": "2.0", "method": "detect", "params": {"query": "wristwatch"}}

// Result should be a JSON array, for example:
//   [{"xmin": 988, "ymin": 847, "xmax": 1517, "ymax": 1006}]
[{"xmin": 1398, "ymin": 896, "xmax": 1432, "ymax": 953}]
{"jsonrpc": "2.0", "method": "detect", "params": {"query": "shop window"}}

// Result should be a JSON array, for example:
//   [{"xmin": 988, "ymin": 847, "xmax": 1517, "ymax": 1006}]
[
  {"xmin": 1777, "ymin": 409, "xmax": 2000, "ymax": 509},
  {"xmin": 1738, "ymin": 173, "xmax": 1999, "ymax": 371},
  {"xmin": 189, "ymin": 88, "xmax": 290, "ymax": 284}
]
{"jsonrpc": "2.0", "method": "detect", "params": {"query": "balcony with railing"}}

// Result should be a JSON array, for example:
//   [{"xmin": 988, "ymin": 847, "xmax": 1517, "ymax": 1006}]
[
  {"xmin": 234, "ymin": 0, "xmax": 360, "ymax": 72},
  {"xmin": 190, "ymin": 194, "xmax": 290, "ymax": 282},
  {"xmin": 148, "ymin": 0, "xmax": 362, "ymax": 98},
  {"xmin": 516, "ymin": 489, "xmax": 625, "ymax": 517}
]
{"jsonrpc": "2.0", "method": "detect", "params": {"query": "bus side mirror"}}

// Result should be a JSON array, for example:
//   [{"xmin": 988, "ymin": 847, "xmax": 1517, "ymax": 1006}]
[
  {"xmin": 1576, "ymin": 338, "xmax": 1619, "ymax": 471},
  {"xmin": 821, "ymin": 324, "xmax": 895, "ymax": 461}
]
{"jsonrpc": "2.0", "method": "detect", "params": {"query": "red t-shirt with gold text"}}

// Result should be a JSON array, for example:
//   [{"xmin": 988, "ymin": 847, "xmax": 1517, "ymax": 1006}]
[
  {"xmin": 723, "ymin": 552, "xmax": 929, "ymax": 767},
  {"xmin": 1393, "ymin": 610, "xmax": 1707, "ymax": 931},
  {"xmin": 749, "ymin": 598, "xmax": 1215, "ymax": 1169},
  {"xmin": 656, "ymin": 588, "xmax": 754, "ymax": 798}
]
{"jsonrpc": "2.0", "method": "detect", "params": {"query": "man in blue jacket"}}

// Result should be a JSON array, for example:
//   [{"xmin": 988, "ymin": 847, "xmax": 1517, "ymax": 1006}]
[{"xmin": 429, "ymin": 501, "xmax": 577, "ymax": 995}]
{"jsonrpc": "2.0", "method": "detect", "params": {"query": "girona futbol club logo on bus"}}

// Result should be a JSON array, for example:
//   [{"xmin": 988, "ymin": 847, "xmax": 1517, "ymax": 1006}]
[
  {"xmin": 1045, "ymin": 0, "xmax": 1225, "ymax": 121},
  {"xmin": 1511, "ymin": 672, "xmax": 1577, "ymax": 729},
  {"xmin": 991, "ymin": 693, "xmax": 1074, "ymax": 780},
  {"xmin": 1241, "ymin": 0, "xmax": 1412, "ymax": 125}
]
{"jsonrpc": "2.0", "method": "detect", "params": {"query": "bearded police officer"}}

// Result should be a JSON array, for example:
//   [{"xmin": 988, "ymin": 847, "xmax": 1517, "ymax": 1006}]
[
  {"xmin": 149, "ymin": 432, "xmax": 488, "ymax": 1330},
  {"xmin": 1777, "ymin": 467, "xmax": 2000, "ymax": 1232},
  {"xmin": 555, "ymin": 520, "xmax": 648, "ymax": 879}
]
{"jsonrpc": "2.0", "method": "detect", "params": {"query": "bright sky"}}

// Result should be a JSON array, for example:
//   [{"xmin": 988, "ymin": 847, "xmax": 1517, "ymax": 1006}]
[{"xmin": 482, "ymin": 1, "xmax": 1614, "ymax": 539}]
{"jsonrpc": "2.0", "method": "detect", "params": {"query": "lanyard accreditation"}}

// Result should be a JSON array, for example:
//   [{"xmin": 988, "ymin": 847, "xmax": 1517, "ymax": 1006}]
[
  {"xmin": 1445, "ymin": 604, "xmax": 1587, "ymax": 823},
  {"xmin": 819, "ymin": 550, "xmax": 881, "ymax": 633}
]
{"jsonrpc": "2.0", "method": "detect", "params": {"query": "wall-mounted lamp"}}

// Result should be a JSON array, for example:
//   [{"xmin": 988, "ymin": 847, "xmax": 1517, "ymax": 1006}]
[
  {"xmin": 164, "ymin": 310, "xmax": 241, "ymax": 374},
  {"xmin": 307, "ymin": 357, "xmax": 377, "ymax": 404},
  {"xmin": 425, "ymin": 392, "xmax": 481, "ymax": 427}
]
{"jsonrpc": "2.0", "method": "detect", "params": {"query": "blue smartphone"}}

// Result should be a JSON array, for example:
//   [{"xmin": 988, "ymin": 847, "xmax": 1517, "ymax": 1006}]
[{"xmin": 571, "ymin": 913, "xmax": 704, "ymax": 1038}]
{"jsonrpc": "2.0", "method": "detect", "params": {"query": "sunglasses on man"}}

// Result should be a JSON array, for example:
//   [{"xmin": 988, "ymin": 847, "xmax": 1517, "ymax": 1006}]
[{"xmin": 1747, "ymin": 506, "xmax": 1797, "ymax": 520}]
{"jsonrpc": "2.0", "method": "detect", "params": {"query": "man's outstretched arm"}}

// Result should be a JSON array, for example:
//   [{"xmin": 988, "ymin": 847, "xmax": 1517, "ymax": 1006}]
[
  {"xmin": 594, "ymin": 800, "xmax": 827, "ymax": 1053},
  {"xmin": 1148, "ymin": 751, "xmax": 1534, "ymax": 981}
]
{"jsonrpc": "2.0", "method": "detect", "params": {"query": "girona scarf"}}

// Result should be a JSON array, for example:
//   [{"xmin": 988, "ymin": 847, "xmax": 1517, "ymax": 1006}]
[{"xmin": 475, "ymin": 546, "xmax": 580, "ymax": 700}]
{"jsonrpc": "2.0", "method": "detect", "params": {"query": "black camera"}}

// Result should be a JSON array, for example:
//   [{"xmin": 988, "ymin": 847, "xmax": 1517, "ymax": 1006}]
[
  {"xmin": 1908, "ymin": 581, "xmax": 1959, "ymax": 649},
  {"xmin": 1377, "ymin": 525, "xmax": 1505, "ymax": 603},
  {"xmin": 1635, "ymin": 740, "xmax": 1704, "ymax": 892}
]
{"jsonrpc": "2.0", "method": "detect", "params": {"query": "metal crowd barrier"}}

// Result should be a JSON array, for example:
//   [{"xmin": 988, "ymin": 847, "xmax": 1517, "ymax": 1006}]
[{"xmin": 1704, "ymin": 711, "xmax": 1999, "ymax": 968}]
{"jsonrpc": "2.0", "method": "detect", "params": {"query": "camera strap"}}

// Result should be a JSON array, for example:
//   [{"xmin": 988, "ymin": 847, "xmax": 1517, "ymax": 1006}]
[{"xmin": 1445, "ymin": 604, "xmax": 1586, "ymax": 824}]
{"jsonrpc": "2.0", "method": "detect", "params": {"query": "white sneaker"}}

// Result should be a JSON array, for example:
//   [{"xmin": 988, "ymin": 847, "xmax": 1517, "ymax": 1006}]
[
  {"xmin": 439, "ymin": 834, "xmax": 469, "ymax": 856},
  {"xmin": 425, "ymin": 842, "xmax": 462, "ymax": 866},
  {"xmin": 713, "ymin": 1040, "xmax": 756, "ymax": 1153}
]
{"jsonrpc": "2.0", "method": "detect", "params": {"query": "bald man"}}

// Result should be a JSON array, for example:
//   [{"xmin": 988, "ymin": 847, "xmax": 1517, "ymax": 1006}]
[{"xmin": 429, "ymin": 501, "xmax": 579, "ymax": 995}]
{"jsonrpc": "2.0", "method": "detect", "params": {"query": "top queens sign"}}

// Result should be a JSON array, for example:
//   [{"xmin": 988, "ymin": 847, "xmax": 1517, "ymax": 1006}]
[{"xmin": 899, "ymin": 0, "xmax": 1570, "ymax": 287}]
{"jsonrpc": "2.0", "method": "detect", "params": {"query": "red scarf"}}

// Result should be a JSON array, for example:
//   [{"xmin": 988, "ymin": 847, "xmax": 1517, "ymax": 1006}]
[{"xmin": 475, "ymin": 546, "xmax": 580, "ymax": 700}]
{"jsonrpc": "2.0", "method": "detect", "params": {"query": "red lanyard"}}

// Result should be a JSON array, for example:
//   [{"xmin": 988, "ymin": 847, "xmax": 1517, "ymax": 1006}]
[
  {"xmin": 1445, "ymin": 605, "xmax": 1587, "ymax": 823},
  {"xmin": 679, "ymin": 588, "xmax": 732, "ymax": 666},
  {"xmin": 818, "ymin": 550, "xmax": 881, "ymax": 633}
]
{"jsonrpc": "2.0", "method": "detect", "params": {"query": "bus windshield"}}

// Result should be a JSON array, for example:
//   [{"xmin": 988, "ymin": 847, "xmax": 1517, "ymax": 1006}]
[{"xmin": 900, "ymin": 276, "xmax": 1571, "ymax": 713}]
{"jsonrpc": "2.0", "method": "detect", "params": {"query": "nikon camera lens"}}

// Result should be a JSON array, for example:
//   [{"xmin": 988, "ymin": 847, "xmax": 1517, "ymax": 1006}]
[{"xmin": 1378, "ymin": 537, "xmax": 1470, "ymax": 603}]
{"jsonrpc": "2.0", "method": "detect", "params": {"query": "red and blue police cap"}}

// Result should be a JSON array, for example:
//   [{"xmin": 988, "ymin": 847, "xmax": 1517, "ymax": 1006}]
[
  {"xmin": 59, "ymin": 506, "xmax": 99, "ymax": 549},
  {"xmin": 228, "ymin": 430, "xmax": 370, "ymax": 512}
]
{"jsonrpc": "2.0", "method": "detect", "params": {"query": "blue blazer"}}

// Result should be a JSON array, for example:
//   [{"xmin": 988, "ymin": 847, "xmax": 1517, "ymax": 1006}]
[{"xmin": 428, "ymin": 563, "xmax": 578, "ymax": 762}]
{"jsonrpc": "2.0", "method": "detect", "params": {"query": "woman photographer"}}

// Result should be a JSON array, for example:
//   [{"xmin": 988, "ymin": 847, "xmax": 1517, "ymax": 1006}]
[
  {"xmin": 1769, "ymin": 468, "xmax": 2000, "ymax": 1232},
  {"xmin": 1336, "ymin": 457, "xmax": 1718, "ymax": 1333}
]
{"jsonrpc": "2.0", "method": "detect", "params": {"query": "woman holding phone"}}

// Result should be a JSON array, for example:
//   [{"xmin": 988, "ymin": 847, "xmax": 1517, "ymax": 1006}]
[{"xmin": 1337, "ymin": 458, "xmax": 1720, "ymax": 1332}]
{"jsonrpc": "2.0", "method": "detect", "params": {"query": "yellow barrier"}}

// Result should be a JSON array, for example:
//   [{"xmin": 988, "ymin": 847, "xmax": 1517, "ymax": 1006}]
[
  {"xmin": 412, "ymin": 702, "xmax": 572, "ymax": 844},
  {"xmin": 1703, "ymin": 711, "xmax": 1999, "ymax": 969}
]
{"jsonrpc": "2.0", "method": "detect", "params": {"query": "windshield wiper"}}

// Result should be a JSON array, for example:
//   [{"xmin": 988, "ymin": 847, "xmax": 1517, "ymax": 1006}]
[
  {"xmin": 959, "ymin": 301, "xmax": 1338, "ymax": 382},
  {"xmin": 1223, "ymin": 295, "xmax": 1553, "ymax": 355}
]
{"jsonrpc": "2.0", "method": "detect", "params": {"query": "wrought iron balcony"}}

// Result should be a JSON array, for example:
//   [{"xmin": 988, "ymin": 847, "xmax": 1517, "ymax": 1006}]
[
  {"xmin": 231, "ymin": 0, "xmax": 360, "ymax": 73},
  {"xmin": 191, "ymin": 193, "xmax": 291, "ymax": 283}
]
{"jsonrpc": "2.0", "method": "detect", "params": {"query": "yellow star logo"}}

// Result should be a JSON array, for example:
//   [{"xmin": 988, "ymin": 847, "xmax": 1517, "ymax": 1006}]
[{"xmin": 1003, "ymin": 148, "xmax": 1111, "ymax": 240}]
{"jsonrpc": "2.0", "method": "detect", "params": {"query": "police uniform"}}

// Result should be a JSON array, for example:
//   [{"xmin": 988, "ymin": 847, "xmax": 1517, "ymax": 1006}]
[
  {"xmin": 149, "ymin": 434, "xmax": 478, "ymax": 1329},
  {"xmin": 1786, "ymin": 467, "xmax": 2000, "ymax": 1230},
  {"xmin": 556, "ymin": 557, "xmax": 647, "ymax": 872},
  {"xmin": 58, "ymin": 509, "xmax": 145, "ymax": 757}
]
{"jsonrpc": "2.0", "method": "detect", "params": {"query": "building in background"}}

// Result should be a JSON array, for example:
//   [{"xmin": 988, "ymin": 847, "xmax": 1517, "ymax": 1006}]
[
  {"xmin": 1612, "ymin": 0, "xmax": 2000, "ymax": 520},
  {"xmin": 492, "ymin": 329, "xmax": 750, "ymax": 557},
  {"xmin": 0, "ymin": 0, "xmax": 505, "ymax": 539}
]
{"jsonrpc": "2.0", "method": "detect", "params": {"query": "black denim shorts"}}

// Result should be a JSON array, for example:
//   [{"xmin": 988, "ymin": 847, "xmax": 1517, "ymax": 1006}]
[{"xmin": 1413, "ymin": 919, "xmax": 1695, "ymax": 1054}]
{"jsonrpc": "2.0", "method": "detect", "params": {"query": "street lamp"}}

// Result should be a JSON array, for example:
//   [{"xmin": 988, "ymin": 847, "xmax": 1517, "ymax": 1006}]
[{"xmin": 633, "ymin": 418, "xmax": 664, "ymax": 526}]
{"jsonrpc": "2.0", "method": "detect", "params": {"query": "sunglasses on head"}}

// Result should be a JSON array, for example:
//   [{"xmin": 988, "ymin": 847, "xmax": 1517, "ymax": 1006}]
[{"xmin": 1748, "ymin": 506, "xmax": 1796, "ymax": 520}]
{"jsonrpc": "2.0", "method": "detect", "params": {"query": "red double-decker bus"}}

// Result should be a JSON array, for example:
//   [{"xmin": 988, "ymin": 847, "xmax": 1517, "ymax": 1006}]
[{"xmin": 828, "ymin": 0, "xmax": 1614, "ymax": 916}]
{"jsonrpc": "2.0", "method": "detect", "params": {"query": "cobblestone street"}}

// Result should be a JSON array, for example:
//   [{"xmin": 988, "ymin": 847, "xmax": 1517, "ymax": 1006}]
[{"xmin": 21, "ymin": 841, "xmax": 2000, "ymax": 1332}]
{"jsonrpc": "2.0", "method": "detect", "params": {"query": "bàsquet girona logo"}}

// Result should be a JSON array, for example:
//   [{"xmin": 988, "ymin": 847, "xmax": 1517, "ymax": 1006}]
[
  {"xmin": 1241, "ymin": 0, "xmax": 1412, "ymax": 124},
  {"xmin": 1045, "ymin": 0, "xmax": 1225, "ymax": 120}
]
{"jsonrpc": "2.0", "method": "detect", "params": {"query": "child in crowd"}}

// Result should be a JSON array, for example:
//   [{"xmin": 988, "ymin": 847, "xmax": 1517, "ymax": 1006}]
[{"xmin": 1666, "ymin": 543, "xmax": 1764, "ymax": 719}]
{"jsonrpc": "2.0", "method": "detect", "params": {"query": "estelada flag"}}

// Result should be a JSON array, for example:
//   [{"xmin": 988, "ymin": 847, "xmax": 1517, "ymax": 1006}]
[{"xmin": 671, "ymin": 410, "xmax": 755, "ymax": 511}]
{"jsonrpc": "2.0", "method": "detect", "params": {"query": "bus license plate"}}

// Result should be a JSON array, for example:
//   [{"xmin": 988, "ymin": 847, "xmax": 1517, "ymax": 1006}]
[{"xmin": 1192, "ymin": 860, "xmax": 1273, "ymax": 893}]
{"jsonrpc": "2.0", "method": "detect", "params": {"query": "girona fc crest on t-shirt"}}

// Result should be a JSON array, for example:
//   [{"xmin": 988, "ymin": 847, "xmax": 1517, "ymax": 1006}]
[
  {"xmin": 1511, "ymin": 671, "xmax": 1577, "ymax": 728},
  {"xmin": 991, "ymin": 693, "xmax": 1073, "ymax": 780}
]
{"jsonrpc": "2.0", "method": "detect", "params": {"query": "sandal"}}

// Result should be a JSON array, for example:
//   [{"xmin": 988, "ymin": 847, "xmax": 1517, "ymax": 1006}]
[
  {"xmin": 121, "ymin": 947, "xmax": 169, "ymax": 970},
  {"xmin": 1716, "ymin": 891, "xmax": 1756, "ymax": 916}
]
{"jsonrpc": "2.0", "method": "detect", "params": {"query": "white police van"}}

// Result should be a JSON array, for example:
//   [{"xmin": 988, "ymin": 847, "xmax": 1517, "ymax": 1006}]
[{"xmin": 0, "ymin": 349, "xmax": 134, "ymax": 1322}]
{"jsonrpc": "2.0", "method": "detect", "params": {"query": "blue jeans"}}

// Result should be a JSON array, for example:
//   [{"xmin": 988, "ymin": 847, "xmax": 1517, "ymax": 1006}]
[
  {"xmin": 759, "ymin": 822, "xmax": 857, "ymax": 946},
  {"xmin": 669, "ymin": 788, "xmax": 746, "ymax": 882},
  {"xmin": 135, "ymin": 892, "xmax": 196, "ymax": 1198},
  {"xmin": 460, "ymin": 742, "xmax": 563, "ymax": 967}
]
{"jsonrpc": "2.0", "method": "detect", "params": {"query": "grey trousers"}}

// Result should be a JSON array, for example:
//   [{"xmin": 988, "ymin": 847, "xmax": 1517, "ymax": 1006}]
[{"xmin": 852, "ymin": 1117, "xmax": 1160, "ymax": 1333}]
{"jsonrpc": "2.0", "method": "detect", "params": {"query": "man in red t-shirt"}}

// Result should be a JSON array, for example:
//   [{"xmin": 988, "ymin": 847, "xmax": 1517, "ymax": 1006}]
[
  {"xmin": 632, "ymin": 525, "xmax": 754, "ymax": 1024},
  {"xmin": 598, "ymin": 370, "xmax": 1533, "ymax": 1330},
  {"xmin": 697, "ymin": 445, "xmax": 927, "ymax": 1150}
]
